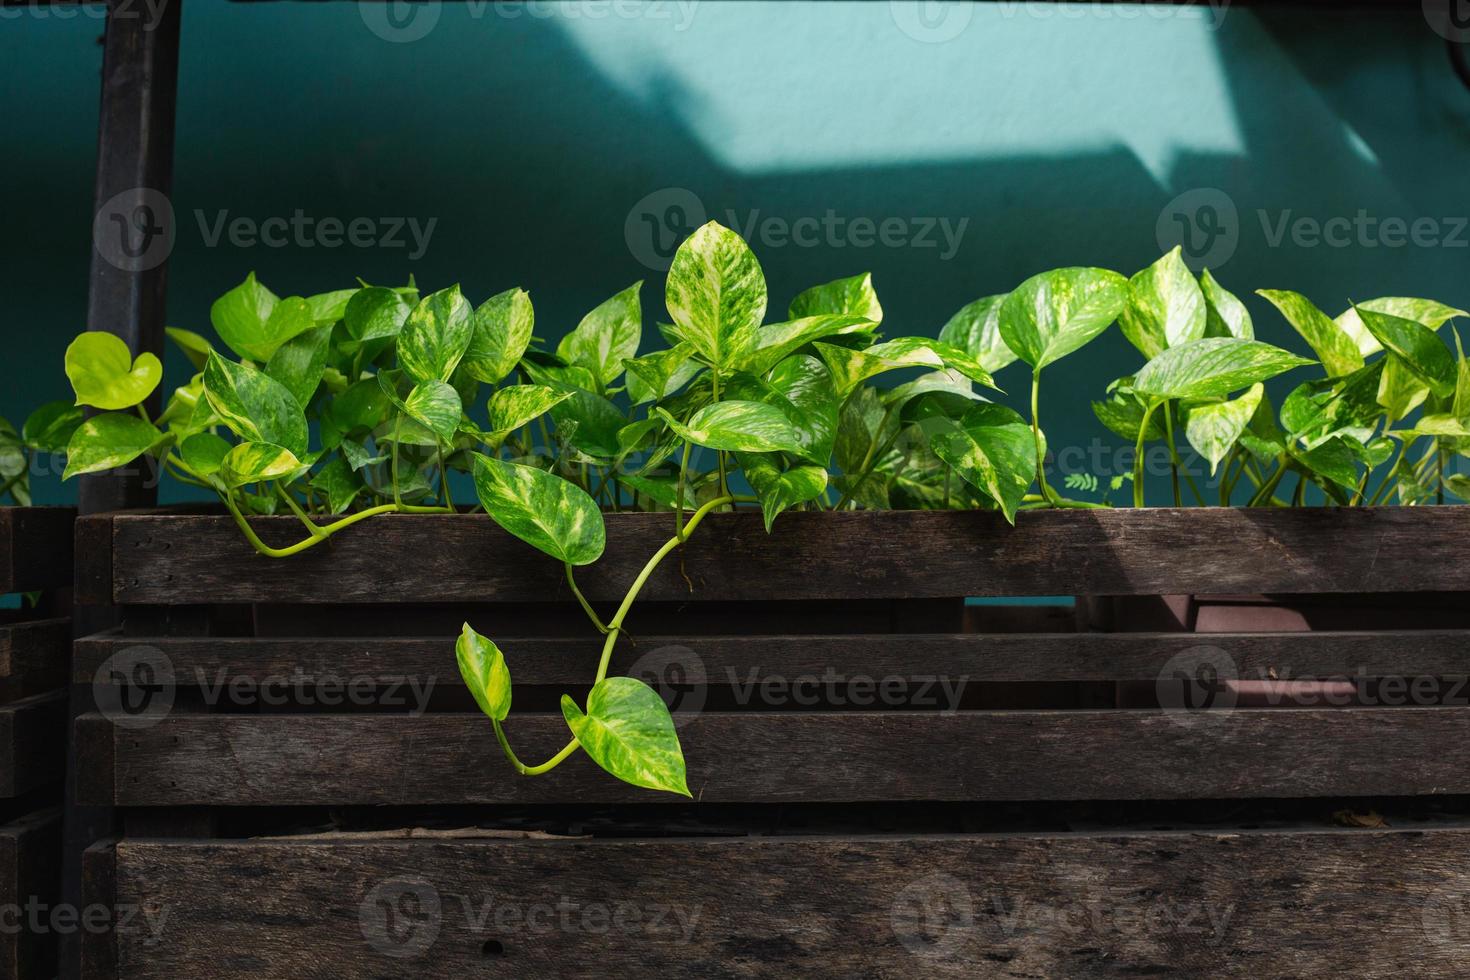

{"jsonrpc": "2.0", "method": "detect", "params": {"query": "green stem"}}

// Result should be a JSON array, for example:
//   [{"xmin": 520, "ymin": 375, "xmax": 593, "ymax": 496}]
[
  {"xmin": 1030, "ymin": 369, "xmax": 1056, "ymax": 505},
  {"xmin": 834, "ymin": 406, "xmax": 898, "ymax": 511},
  {"xmin": 1133, "ymin": 401, "xmax": 1159, "ymax": 508},
  {"xmin": 493, "ymin": 719, "xmax": 578, "ymax": 776},
  {"xmin": 224, "ymin": 493, "xmax": 449, "ymax": 559},
  {"xmin": 276, "ymin": 484, "xmax": 328, "ymax": 539},
  {"xmin": 565, "ymin": 563, "xmax": 610, "ymax": 634},
  {"xmin": 1163, "ymin": 403, "xmax": 1181, "ymax": 507},
  {"xmin": 1247, "ymin": 460, "xmax": 1289, "ymax": 507},
  {"xmin": 674, "ymin": 439, "xmax": 693, "ymax": 538},
  {"xmin": 391, "ymin": 414, "xmax": 403, "ymax": 508}
]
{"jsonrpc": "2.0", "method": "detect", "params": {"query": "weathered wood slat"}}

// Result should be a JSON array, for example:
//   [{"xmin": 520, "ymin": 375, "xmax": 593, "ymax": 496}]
[
  {"xmin": 105, "ymin": 827, "xmax": 1470, "ymax": 979},
  {"xmin": 0, "ymin": 808, "xmax": 61, "ymax": 979},
  {"xmin": 72, "ymin": 628, "xmax": 1470, "ymax": 685},
  {"xmin": 0, "ymin": 693, "xmax": 67, "ymax": 798},
  {"xmin": 0, "ymin": 617, "xmax": 70, "ymax": 694},
  {"xmin": 105, "ymin": 507, "xmax": 1470, "ymax": 604},
  {"xmin": 0, "ymin": 507, "xmax": 76, "ymax": 595},
  {"xmin": 78, "ymin": 707, "xmax": 1470, "ymax": 806}
]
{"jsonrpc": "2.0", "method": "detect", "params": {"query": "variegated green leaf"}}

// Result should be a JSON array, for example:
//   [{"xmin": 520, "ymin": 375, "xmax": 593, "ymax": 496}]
[
  {"xmin": 457, "ymin": 623, "xmax": 511, "ymax": 722},
  {"xmin": 1377, "ymin": 355, "xmax": 1430, "ymax": 423},
  {"xmin": 561, "ymin": 677, "xmax": 689, "ymax": 797},
  {"xmin": 788, "ymin": 271, "xmax": 883, "ymax": 324},
  {"xmin": 938, "ymin": 294, "xmax": 1017, "ymax": 374},
  {"xmin": 309, "ymin": 455, "xmax": 363, "ymax": 514},
  {"xmin": 202, "ymin": 351, "xmax": 309, "ymax": 456},
  {"xmin": 927, "ymin": 404, "xmax": 1036, "ymax": 523},
  {"xmin": 62, "ymin": 412, "xmax": 162, "ymax": 480},
  {"xmin": 1336, "ymin": 297, "xmax": 1467, "ymax": 357},
  {"xmin": 556, "ymin": 283, "xmax": 642, "ymax": 389},
  {"xmin": 211, "ymin": 273, "xmax": 316, "ymax": 362},
  {"xmin": 1200, "ymin": 269, "xmax": 1253, "ymax": 340},
  {"xmin": 1355, "ymin": 305, "xmax": 1455, "ymax": 398},
  {"xmin": 1119, "ymin": 247, "xmax": 1207, "ymax": 358},
  {"xmin": 738, "ymin": 314, "xmax": 874, "ymax": 376},
  {"xmin": 65, "ymin": 332, "xmax": 163, "ymax": 411},
  {"xmin": 22, "ymin": 401, "xmax": 84, "ymax": 454},
  {"xmin": 398, "ymin": 286, "xmax": 473, "ymax": 384},
  {"xmin": 814, "ymin": 338, "xmax": 997, "ymax": 399},
  {"xmin": 265, "ymin": 325, "xmax": 332, "ymax": 408},
  {"xmin": 1132, "ymin": 338, "xmax": 1313, "ymax": 401},
  {"xmin": 665, "ymin": 221, "xmax": 766, "ymax": 370},
  {"xmin": 470, "ymin": 454, "xmax": 605, "ymax": 566},
  {"xmin": 655, "ymin": 401, "xmax": 803, "ymax": 454},
  {"xmin": 1184, "ymin": 383, "xmax": 1263, "ymax": 474},
  {"xmin": 178, "ymin": 431, "xmax": 231, "ymax": 479},
  {"xmin": 1257, "ymin": 290, "xmax": 1363, "ymax": 378},
  {"xmin": 735, "ymin": 452, "xmax": 828, "ymax": 531},
  {"xmin": 403, "ymin": 380, "xmax": 462, "ymax": 443},
  {"xmin": 550, "ymin": 390, "xmax": 627, "ymax": 459},
  {"xmin": 625, "ymin": 343, "xmax": 700, "ymax": 404},
  {"xmin": 343, "ymin": 286, "xmax": 413, "ymax": 347},
  {"xmin": 486, "ymin": 384, "xmax": 572, "ymax": 439},
  {"xmin": 998, "ymin": 267, "xmax": 1127, "ymax": 370},
  {"xmin": 463, "ymin": 287, "xmax": 535, "ymax": 385},
  {"xmin": 219, "ymin": 441, "xmax": 304, "ymax": 488}
]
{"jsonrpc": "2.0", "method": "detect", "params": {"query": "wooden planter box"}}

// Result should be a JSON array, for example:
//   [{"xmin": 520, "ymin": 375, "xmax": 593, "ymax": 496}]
[
  {"xmin": 73, "ymin": 507, "xmax": 1470, "ymax": 978},
  {"xmin": 0, "ymin": 506, "xmax": 75, "ymax": 979}
]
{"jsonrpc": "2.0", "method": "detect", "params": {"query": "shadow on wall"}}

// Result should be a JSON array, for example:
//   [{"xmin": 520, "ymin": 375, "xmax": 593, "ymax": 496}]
[{"xmin": 7, "ymin": 2, "xmax": 1469, "ymax": 503}]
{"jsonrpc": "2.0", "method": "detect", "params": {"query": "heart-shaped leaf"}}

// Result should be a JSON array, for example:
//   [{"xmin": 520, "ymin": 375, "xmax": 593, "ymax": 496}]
[
  {"xmin": 938, "ymin": 294, "xmax": 1017, "ymax": 374},
  {"xmin": 655, "ymin": 401, "xmax": 804, "ymax": 454},
  {"xmin": 814, "ymin": 338, "xmax": 997, "ymax": 399},
  {"xmin": 403, "ymin": 380, "xmax": 462, "ymax": 444},
  {"xmin": 561, "ymin": 677, "xmax": 690, "ymax": 797},
  {"xmin": 219, "ymin": 441, "xmax": 305, "ymax": 488},
  {"xmin": 471, "ymin": 454, "xmax": 605, "ymax": 566},
  {"xmin": 65, "ymin": 332, "xmax": 163, "ymax": 410},
  {"xmin": 550, "ymin": 389, "xmax": 627, "ymax": 460},
  {"xmin": 735, "ymin": 452, "xmax": 828, "ymax": 530},
  {"xmin": 625, "ymin": 343, "xmax": 700, "ymax": 404},
  {"xmin": 998, "ymin": 267, "xmax": 1127, "ymax": 370},
  {"xmin": 178, "ymin": 432, "xmax": 232, "ymax": 479},
  {"xmin": 928, "ymin": 403, "xmax": 1036, "ymax": 523},
  {"xmin": 486, "ymin": 384, "xmax": 573, "ymax": 440},
  {"xmin": 665, "ymin": 221, "xmax": 766, "ymax": 370},
  {"xmin": 398, "ymin": 286, "xmax": 474, "ymax": 384},
  {"xmin": 1132, "ymin": 338, "xmax": 1313, "ymax": 401},
  {"xmin": 264, "ymin": 326, "xmax": 332, "ymax": 408},
  {"xmin": 788, "ymin": 272, "xmax": 883, "ymax": 324},
  {"xmin": 211, "ymin": 273, "xmax": 314, "ymax": 362},
  {"xmin": 462, "ymin": 287, "xmax": 535, "ymax": 385},
  {"xmin": 1183, "ymin": 383, "xmax": 1263, "ymax": 474},
  {"xmin": 305, "ymin": 288, "xmax": 358, "ymax": 325},
  {"xmin": 62, "ymin": 412, "xmax": 162, "ymax": 479},
  {"xmin": 1355, "ymin": 305, "xmax": 1455, "ymax": 398},
  {"xmin": 1336, "ymin": 297, "xmax": 1467, "ymax": 357},
  {"xmin": 557, "ymin": 283, "xmax": 643, "ymax": 389},
  {"xmin": 22, "ymin": 401, "xmax": 84, "ymax": 454},
  {"xmin": 1258, "ymin": 290, "xmax": 1363, "ymax": 378},
  {"xmin": 202, "ymin": 351, "xmax": 309, "ymax": 456},
  {"xmin": 726, "ymin": 356, "xmax": 840, "ymax": 465},
  {"xmin": 344, "ymin": 286, "xmax": 414, "ymax": 347},
  {"xmin": 457, "ymin": 624, "xmax": 512, "ymax": 722},
  {"xmin": 1119, "ymin": 247, "xmax": 1206, "ymax": 358}
]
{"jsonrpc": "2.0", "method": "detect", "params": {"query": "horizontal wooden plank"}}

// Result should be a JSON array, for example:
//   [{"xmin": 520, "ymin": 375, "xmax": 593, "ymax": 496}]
[
  {"xmin": 79, "ymin": 706, "xmax": 1470, "ymax": 806},
  {"xmin": 0, "ymin": 617, "xmax": 69, "ymax": 691},
  {"xmin": 108, "ymin": 826, "xmax": 1469, "ymax": 979},
  {"xmin": 0, "ymin": 507, "xmax": 75, "ymax": 595},
  {"xmin": 0, "ymin": 693, "xmax": 67, "ymax": 798},
  {"xmin": 73, "ymin": 628, "xmax": 1470, "ymax": 685},
  {"xmin": 105, "ymin": 507, "xmax": 1470, "ymax": 604},
  {"xmin": 0, "ymin": 808, "xmax": 61, "ymax": 980}
]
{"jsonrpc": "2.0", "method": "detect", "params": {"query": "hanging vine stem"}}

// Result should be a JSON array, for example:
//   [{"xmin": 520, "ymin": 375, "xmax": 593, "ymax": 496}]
[
  {"xmin": 494, "ymin": 493, "xmax": 735, "ymax": 776},
  {"xmin": 225, "ymin": 491, "xmax": 451, "ymax": 559}
]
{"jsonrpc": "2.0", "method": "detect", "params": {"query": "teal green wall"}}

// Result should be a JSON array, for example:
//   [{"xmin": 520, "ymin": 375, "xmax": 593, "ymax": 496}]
[{"xmin": 5, "ymin": 1, "xmax": 1469, "ymax": 504}]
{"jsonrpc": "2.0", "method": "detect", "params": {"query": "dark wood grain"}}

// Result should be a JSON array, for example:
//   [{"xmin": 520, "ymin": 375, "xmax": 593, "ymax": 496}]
[
  {"xmin": 106, "ymin": 827, "xmax": 1470, "ymax": 979},
  {"xmin": 0, "ymin": 508, "xmax": 76, "ymax": 595},
  {"xmin": 78, "ymin": 707, "xmax": 1470, "ymax": 806},
  {"xmin": 0, "ymin": 693, "xmax": 66, "ymax": 799},
  {"xmin": 105, "ymin": 507, "xmax": 1470, "ymax": 604},
  {"xmin": 72, "ymin": 628, "xmax": 1470, "ymax": 684},
  {"xmin": 0, "ymin": 808, "xmax": 61, "ymax": 979}
]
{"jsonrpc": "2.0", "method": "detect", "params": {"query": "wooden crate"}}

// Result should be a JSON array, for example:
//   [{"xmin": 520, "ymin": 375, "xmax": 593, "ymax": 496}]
[
  {"xmin": 73, "ymin": 507, "xmax": 1470, "ymax": 978},
  {"xmin": 0, "ymin": 507, "xmax": 75, "ymax": 980}
]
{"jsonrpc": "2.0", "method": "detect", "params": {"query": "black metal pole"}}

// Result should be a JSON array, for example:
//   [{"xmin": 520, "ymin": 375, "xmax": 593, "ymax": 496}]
[{"xmin": 62, "ymin": 1, "xmax": 181, "ymax": 976}]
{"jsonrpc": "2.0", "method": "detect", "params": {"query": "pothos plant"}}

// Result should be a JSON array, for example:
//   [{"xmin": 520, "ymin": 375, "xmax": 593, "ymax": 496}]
[{"xmin": 49, "ymin": 221, "xmax": 1469, "ymax": 794}]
